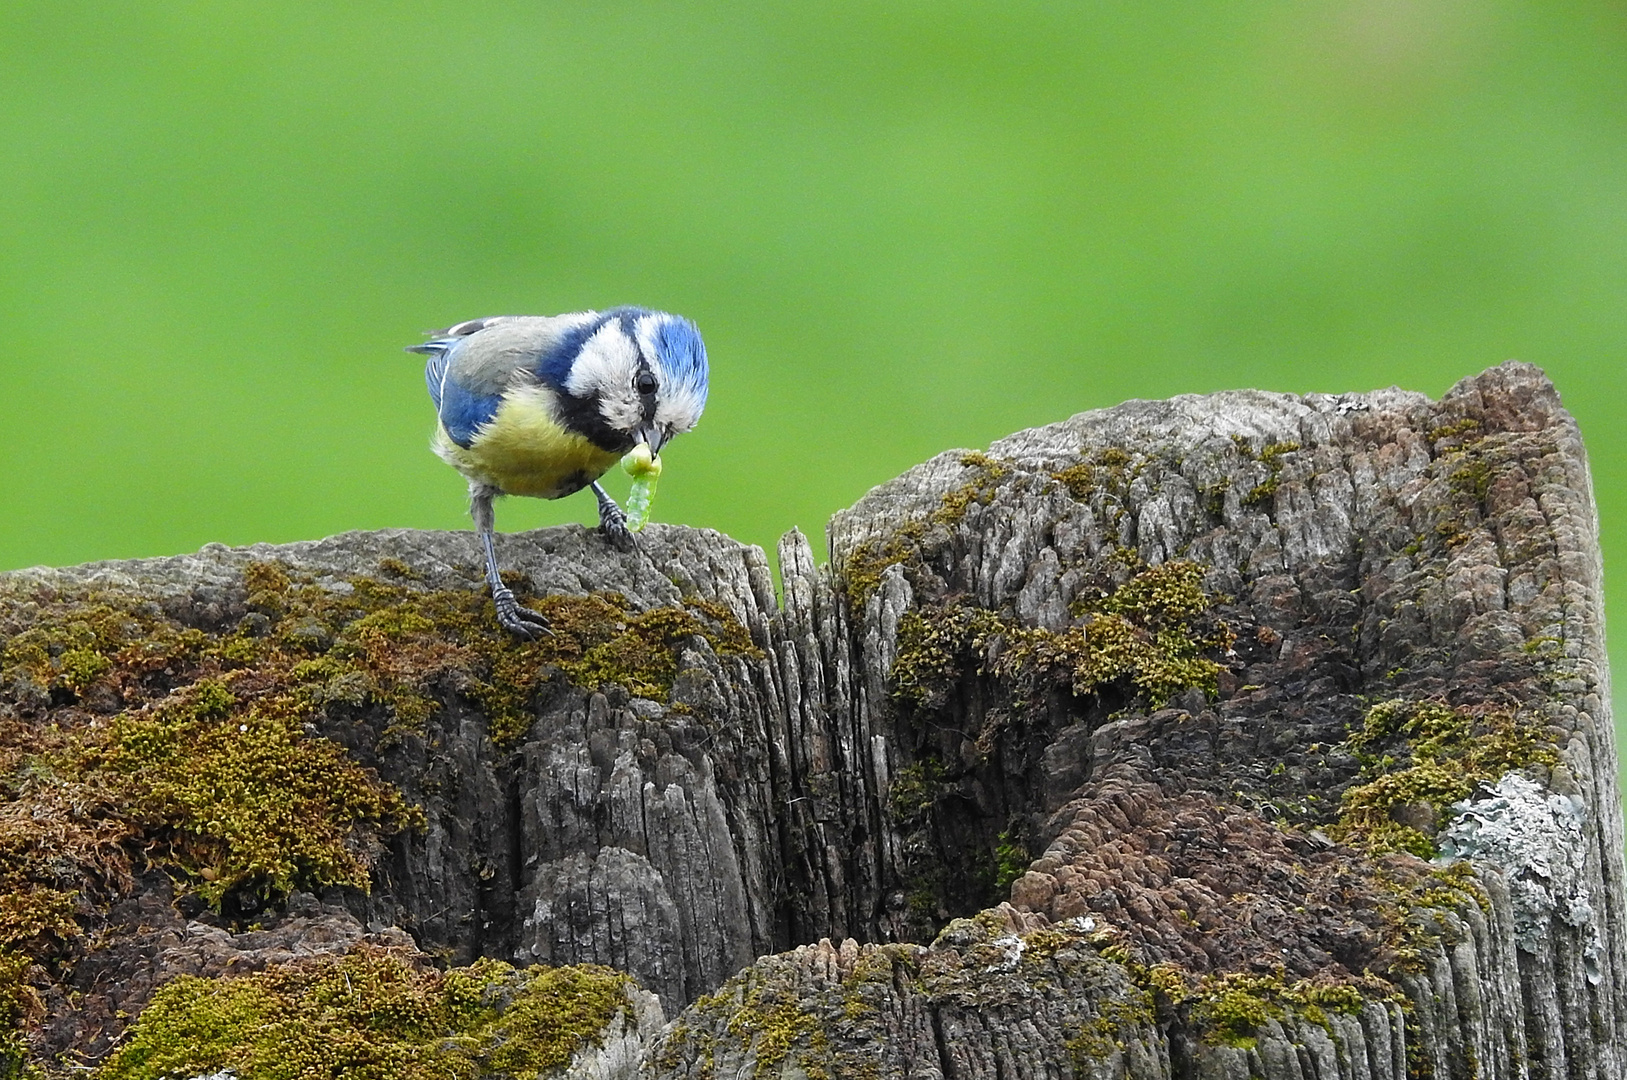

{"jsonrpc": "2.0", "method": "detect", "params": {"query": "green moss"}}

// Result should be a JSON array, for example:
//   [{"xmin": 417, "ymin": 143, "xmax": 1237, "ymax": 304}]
[
  {"xmin": 905, "ymin": 867, "xmax": 946, "ymax": 923},
  {"xmin": 652, "ymin": 1020, "xmax": 691, "ymax": 1074},
  {"xmin": 887, "ymin": 760, "xmax": 944, "ymax": 821},
  {"xmin": 1143, "ymin": 962, "xmax": 1191, "ymax": 1008},
  {"xmin": 1258, "ymin": 440, "xmax": 1301, "ymax": 467},
  {"xmin": 1277, "ymin": 980, "xmax": 1369, "ymax": 1030},
  {"xmin": 1097, "ymin": 446, "xmax": 1132, "ymax": 469},
  {"xmin": 838, "ymin": 535, "xmax": 914, "ymax": 611},
  {"xmin": 1051, "ymin": 446, "xmax": 1137, "ymax": 503},
  {"xmin": 0, "ymin": 592, "xmax": 211, "ymax": 702},
  {"xmin": 993, "ymin": 830, "xmax": 1029, "ymax": 891},
  {"xmin": 251, "ymin": 566, "xmax": 761, "ymax": 747},
  {"xmin": 96, "ymin": 945, "xmax": 630, "ymax": 1080},
  {"xmin": 1428, "ymin": 417, "xmax": 1481, "ymax": 443},
  {"xmin": 1051, "ymin": 462, "xmax": 1097, "ymax": 499},
  {"xmin": 1090, "ymin": 558, "xmax": 1212, "ymax": 622},
  {"xmin": 1370, "ymin": 861, "xmax": 1492, "ymax": 975},
  {"xmin": 92, "ymin": 677, "xmax": 423, "ymax": 905},
  {"xmin": 1073, "ymin": 930, "xmax": 1374, "ymax": 1061},
  {"xmin": 565, "ymin": 599, "xmax": 758, "ymax": 705},
  {"xmin": 1448, "ymin": 455, "xmax": 1494, "ymax": 501},
  {"xmin": 1242, "ymin": 440, "xmax": 1301, "ymax": 507},
  {"xmin": 845, "ymin": 447, "xmax": 1167, "ymax": 608},
  {"xmin": 892, "ymin": 560, "xmax": 1230, "ymax": 712},
  {"xmin": 1331, "ymin": 699, "xmax": 1559, "ymax": 857},
  {"xmin": 1014, "ymin": 927, "xmax": 1074, "ymax": 965},
  {"xmin": 56, "ymin": 648, "xmax": 112, "ymax": 694},
  {"xmin": 1191, "ymin": 974, "xmax": 1277, "ymax": 1048},
  {"xmin": 241, "ymin": 563, "xmax": 760, "ymax": 746},
  {"xmin": 0, "ymin": 951, "xmax": 36, "ymax": 1074},
  {"xmin": 687, "ymin": 974, "xmax": 827, "ymax": 1077},
  {"xmin": 1181, "ymin": 970, "xmax": 1373, "ymax": 1047},
  {"xmin": 0, "ymin": 677, "xmax": 147, "ymax": 1046},
  {"xmin": 839, "ymin": 453, "xmax": 1013, "ymax": 607},
  {"xmin": 724, "ymin": 994, "xmax": 820, "ymax": 1074},
  {"xmin": 938, "ymin": 452, "xmax": 1011, "ymax": 520},
  {"xmin": 1092, "ymin": 932, "xmax": 1384, "ymax": 1049},
  {"xmin": 1419, "ymin": 859, "xmax": 1489, "ymax": 912},
  {"xmin": 375, "ymin": 557, "xmax": 421, "ymax": 580},
  {"xmin": 1198, "ymin": 476, "xmax": 1230, "ymax": 517},
  {"xmin": 1522, "ymin": 635, "xmax": 1562, "ymax": 657},
  {"xmin": 1244, "ymin": 478, "xmax": 1280, "ymax": 506},
  {"xmin": 1066, "ymin": 993, "xmax": 1153, "ymax": 1065},
  {"xmin": 1435, "ymin": 521, "xmax": 1471, "ymax": 550},
  {"xmin": 475, "ymin": 964, "xmax": 634, "ymax": 1078},
  {"xmin": 1406, "ymin": 1015, "xmax": 1434, "ymax": 1080},
  {"xmin": 890, "ymin": 604, "xmax": 1002, "ymax": 707},
  {"xmin": 243, "ymin": 559, "xmax": 293, "ymax": 617}
]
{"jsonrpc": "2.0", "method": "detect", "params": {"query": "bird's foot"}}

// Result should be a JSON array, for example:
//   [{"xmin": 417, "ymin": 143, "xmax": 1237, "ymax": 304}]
[
  {"xmin": 491, "ymin": 586, "xmax": 552, "ymax": 639},
  {"xmin": 598, "ymin": 503, "xmax": 635, "ymax": 551}
]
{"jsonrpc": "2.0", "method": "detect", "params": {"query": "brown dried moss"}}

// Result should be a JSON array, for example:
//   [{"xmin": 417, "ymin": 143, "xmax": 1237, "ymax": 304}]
[{"xmin": 0, "ymin": 559, "xmax": 759, "ymax": 1067}]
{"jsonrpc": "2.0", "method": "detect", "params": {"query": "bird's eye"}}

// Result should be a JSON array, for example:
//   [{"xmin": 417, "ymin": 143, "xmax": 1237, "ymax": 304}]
[{"xmin": 635, "ymin": 371, "xmax": 658, "ymax": 395}]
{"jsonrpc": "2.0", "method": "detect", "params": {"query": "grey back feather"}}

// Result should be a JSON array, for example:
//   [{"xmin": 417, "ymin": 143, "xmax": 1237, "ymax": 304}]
[{"xmin": 444, "ymin": 314, "xmax": 594, "ymax": 396}]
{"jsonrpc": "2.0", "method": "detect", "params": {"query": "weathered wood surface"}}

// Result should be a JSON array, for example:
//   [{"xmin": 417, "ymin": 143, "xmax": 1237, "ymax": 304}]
[{"xmin": 3, "ymin": 361, "xmax": 1622, "ymax": 1078}]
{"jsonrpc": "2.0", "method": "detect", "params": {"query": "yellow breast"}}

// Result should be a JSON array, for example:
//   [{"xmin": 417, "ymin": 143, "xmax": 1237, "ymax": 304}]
[{"xmin": 433, "ymin": 386, "xmax": 620, "ymax": 499}]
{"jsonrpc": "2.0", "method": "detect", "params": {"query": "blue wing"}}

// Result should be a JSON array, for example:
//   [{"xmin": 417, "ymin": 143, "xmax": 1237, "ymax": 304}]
[
  {"xmin": 407, "ymin": 312, "xmax": 622, "ymax": 448},
  {"xmin": 408, "ymin": 327, "xmax": 504, "ymax": 449}
]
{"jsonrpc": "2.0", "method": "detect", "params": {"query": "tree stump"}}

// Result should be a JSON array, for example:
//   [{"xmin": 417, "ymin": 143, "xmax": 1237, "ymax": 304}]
[{"xmin": 2, "ymin": 361, "xmax": 1620, "ymax": 1078}]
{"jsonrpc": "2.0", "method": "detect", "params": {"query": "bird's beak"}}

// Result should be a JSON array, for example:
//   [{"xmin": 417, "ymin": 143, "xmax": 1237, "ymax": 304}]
[{"xmin": 636, "ymin": 425, "xmax": 665, "ymax": 457}]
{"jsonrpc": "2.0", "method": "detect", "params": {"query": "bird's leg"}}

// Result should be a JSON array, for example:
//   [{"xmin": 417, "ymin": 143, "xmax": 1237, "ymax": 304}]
[
  {"xmin": 471, "ymin": 485, "xmax": 551, "ymax": 638},
  {"xmin": 591, "ymin": 481, "xmax": 634, "ymax": 550}
]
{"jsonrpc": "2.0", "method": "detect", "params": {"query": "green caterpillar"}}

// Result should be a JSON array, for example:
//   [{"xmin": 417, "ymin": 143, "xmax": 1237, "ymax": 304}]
[{"xmin": 621, "ymin": 443, "xmax": 663, "ymax": 532}]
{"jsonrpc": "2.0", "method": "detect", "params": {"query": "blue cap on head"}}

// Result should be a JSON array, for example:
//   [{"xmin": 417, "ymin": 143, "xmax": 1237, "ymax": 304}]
[{"xmin": 649, "ymin": 314, "xmax": 708, "ymax": 409}]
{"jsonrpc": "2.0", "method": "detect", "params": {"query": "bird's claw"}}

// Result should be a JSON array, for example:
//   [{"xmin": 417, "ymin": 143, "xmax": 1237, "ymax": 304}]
[
  {"xmin": 492, "ymin": 587, "xmax": 552, "ymax": 639},
  {"xmin": 598, "ymin": 504, "xmax": 635, "ymax": 551}
]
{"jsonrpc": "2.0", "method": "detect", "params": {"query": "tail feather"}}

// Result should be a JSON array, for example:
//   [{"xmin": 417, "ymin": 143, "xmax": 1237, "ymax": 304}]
[
  {"xmin": 440, "ymin": 316, "xmax": 515, "ymax": 338},
  {"xmin": 407, "ymin": 315, "xmax": 517, "ymax": 356}
]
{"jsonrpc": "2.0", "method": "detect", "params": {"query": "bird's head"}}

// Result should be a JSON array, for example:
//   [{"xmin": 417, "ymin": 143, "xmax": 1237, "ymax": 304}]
[{"xmin": 562, "ymin": 308, "xmax": 709, "ymax": 456}]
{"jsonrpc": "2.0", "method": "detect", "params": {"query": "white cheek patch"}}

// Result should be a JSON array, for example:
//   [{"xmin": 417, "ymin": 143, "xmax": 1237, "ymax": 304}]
[
  {"xmin": 565, "ymin": 322, "xmax": 643, "ymax": 432},
  {"xmin": 654, "ymin": 382, "xmax": 706, "ymax": 434},
  {"xmin": 564, "ymin": 322, "xmax": 637, "ymax": 397}
]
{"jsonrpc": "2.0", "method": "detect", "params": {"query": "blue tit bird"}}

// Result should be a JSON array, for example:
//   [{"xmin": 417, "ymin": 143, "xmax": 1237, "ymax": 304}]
[{"xmin": 407, "ymin": 307, "xmax": 709, "ymax": 637}]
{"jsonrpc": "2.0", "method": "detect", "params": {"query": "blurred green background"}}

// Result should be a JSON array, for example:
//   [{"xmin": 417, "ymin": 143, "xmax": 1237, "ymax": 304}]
[{"xmin": 2, "ymin": 4, "xmax": 1625, "ymax": 724}]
